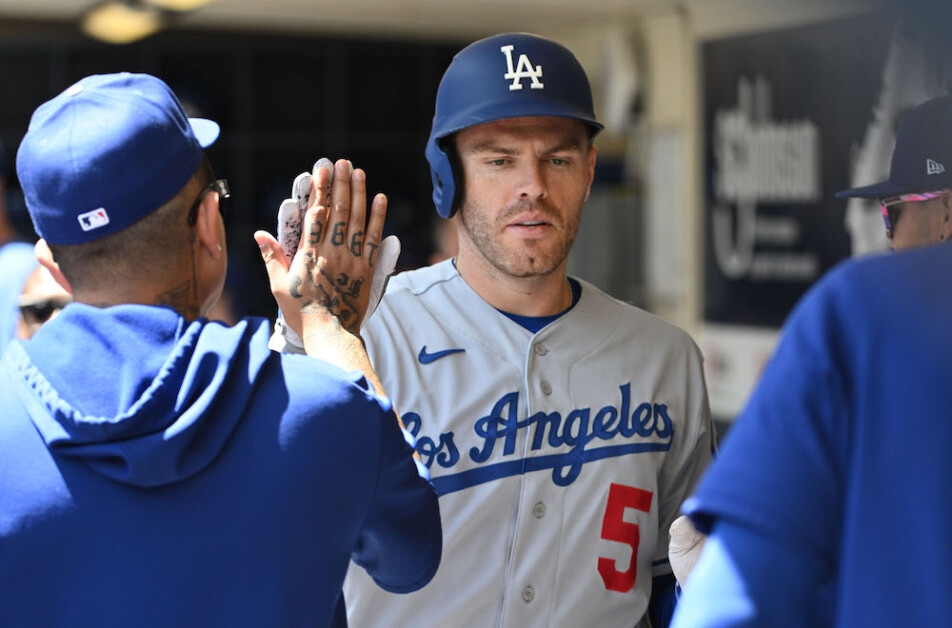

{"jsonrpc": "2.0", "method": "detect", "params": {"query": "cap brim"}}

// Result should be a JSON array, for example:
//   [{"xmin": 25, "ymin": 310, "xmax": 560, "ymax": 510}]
[
  {"xmin": 189, "ymin": 118, "xmax": 220, "ymax": 148},
  {"xmin": 835, "ymin": 179, "xmax": 909, "ymax": 199}
]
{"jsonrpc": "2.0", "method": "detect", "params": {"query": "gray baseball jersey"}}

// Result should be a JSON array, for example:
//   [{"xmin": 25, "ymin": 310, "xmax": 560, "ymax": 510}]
[{"xmin": 344, "ymin": 260, "xmax": 714, "ymax": 627}]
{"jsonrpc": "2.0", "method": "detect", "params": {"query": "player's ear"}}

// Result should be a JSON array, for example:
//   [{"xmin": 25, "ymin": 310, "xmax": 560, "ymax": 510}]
[
  {"xmin": 194, "ymin": 189, "xmax": 225, "ymax": 260},
  {"xmin": 584, "ymin": 144, "xmax": 597, "ymax": 202},
  {"xmin": 34, "ymin": 238, "xmax": 73, "ymax": 296}
]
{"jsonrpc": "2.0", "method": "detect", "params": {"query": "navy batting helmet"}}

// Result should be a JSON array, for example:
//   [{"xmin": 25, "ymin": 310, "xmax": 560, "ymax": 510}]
[{"xmin": 425, "ymin": 33, "xmax": 604, "ymax": 218}]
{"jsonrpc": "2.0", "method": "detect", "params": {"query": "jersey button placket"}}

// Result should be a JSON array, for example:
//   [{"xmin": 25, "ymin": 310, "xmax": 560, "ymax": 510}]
[
  {"xmin": 540, "ymin": 381, "xmax": 552, "ymax": 396},
  {"xmin": 534, "ymin": 343, "xmax": 548, "ymax": 356},
  {"xmin": 521, "ymin": 585, "xmax": 535, "ymax": 603},
  {"xmin": 533, "ymin": 501, "xmax": 546, "ymax": 518}
]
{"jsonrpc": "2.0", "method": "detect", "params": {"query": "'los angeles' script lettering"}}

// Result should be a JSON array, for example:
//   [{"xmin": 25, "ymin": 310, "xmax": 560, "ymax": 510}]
[{"xmin": 403, "ymin": 383, "xmax": 674, "ymax": 488}]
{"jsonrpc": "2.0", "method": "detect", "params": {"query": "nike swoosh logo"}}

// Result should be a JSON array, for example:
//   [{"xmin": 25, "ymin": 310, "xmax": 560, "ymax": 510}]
[{"xmin": 418, "ymin": 346, "xmax": 465, "ymax": 364}]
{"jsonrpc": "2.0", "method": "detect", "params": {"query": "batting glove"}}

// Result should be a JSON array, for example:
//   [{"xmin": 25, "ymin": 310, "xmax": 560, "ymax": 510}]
[{"xmin": 668, "ymin": 514, "xmax": 707, "ymax": 588}]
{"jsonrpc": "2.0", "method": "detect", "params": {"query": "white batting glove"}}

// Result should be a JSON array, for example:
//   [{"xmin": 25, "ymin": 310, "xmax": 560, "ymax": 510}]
[
  {"xmin": 364, "ymin": 234, "xmax": 400, "ymax": 327},
  {"xmin": 267, "ymin": 158, "xmax": 400, "ymax": 352},
  {"xmin": 268, "ymin": 158, "xmax": 334, "ymax": 353},
  {"xmin": 668, "ymin": 515, "xmax": 707, "ymax": 588}
]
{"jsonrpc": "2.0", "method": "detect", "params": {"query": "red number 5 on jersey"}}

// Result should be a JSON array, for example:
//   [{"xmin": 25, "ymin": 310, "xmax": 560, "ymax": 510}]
[{"xmin": 597, "ymin": 483, "xmax": 654, "ymax": 593}]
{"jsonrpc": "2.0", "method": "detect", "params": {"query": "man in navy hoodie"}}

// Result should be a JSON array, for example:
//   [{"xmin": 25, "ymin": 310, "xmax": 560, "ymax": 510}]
[{"xmin": 0, "ymin": 72, "xmax": 441, "ymax": 626}]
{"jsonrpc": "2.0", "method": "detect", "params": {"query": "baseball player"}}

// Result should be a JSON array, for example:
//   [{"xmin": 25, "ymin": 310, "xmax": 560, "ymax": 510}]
[
  {"xmin": 331, "ymin": 32, "xmax": 715, "ymax": 627},
  {"xmin": 837, "ymin": 94, "xmax": 952, "ymax": 251},
  {"xmin": 1, "ymin": 73, "xmax": 441, "ymax": 625},
  {"xmin": 671, "ymin": 240, "xmax": 952, "ymax": 627}
]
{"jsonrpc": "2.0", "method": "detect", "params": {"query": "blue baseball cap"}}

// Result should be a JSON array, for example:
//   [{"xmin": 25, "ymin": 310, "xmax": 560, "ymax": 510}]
[
  {"xmin": 16, "ymin": 72, "xmax": 220, "ymax": 245},
  {"xmin": 836, "ymin": 94, "xmax": 952, "ymax": 199}
]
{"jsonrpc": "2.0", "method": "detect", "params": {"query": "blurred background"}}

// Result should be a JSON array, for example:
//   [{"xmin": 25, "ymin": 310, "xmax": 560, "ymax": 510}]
[{"xmin": 0, "ymin": 0, "xmax": 948, "ymax": 430}]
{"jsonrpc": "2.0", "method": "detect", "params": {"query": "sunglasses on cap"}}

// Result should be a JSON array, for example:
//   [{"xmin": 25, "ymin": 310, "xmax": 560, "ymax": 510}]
[{"xmin": 878, "ymin": 191, "xmax": 942, "ymax": 239}]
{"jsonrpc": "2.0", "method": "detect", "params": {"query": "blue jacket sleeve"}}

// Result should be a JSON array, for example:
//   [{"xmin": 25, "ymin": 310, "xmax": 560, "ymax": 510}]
[
  {"xmin": 671, "ymin": 520, "xmax": 827, "ymax": 628},
  {"xmin": 351, "ymin": 410, "xmax": 442, "ymax": 593}
]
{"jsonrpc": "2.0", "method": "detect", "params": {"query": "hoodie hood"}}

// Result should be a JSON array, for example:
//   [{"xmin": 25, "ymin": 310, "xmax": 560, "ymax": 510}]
[{"xmin": 5, "ymin": 304, "xmax": 273, "ymax": 487}]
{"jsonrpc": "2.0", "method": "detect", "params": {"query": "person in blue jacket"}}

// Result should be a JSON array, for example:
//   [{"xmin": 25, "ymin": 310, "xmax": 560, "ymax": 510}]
[
  {"xmin": 0, "ymin": 72, "xmax": 441, "ymax": 627},
  {"xmin": 0, "ymin": 139, "xmax": 39, "ymax": 349},
  {"xmin": 671, "ymin": 240, "xmax": 952, "ymax": 627}
]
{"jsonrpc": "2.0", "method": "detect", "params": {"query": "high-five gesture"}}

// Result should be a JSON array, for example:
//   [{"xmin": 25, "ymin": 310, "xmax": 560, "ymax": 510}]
[{"xmin": 257, "ymin": 159, "xmax": 387, "ymax": 339}]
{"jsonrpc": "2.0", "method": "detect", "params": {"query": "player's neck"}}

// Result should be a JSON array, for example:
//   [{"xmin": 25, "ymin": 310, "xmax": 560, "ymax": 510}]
[
  {"xmin": 72, "ymin": 276, "xmax": 203, "ymax": 321},
  {"xmin": 455, "ymin": 251, "xmax": 571, "ymax": 317}
]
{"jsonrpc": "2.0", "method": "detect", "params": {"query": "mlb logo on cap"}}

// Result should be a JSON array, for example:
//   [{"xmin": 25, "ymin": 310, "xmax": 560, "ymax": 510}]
[{"xmin": 78, "ymin": 208, "xmax": 110, "ymax": 232}]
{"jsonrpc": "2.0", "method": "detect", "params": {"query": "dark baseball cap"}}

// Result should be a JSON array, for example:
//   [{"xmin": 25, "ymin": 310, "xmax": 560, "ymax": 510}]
[
  {"xmin": 836, "ymin": 94, "xmax": 952, "ymax": 199},
  {"xmin": 16, "ymin": 73, "xmax": 219, "ymax": 245}
]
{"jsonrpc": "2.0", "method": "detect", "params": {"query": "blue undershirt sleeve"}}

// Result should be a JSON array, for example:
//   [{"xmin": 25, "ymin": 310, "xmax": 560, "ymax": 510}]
[{"xmin": 648, "ymin": 573, "xmax": 678, "ymax": 627}]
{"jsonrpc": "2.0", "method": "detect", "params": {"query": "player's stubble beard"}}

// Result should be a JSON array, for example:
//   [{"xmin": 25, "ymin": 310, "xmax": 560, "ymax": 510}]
[{"xmin": 457, "ymin": 196, "xmax": 584, "ymax": 279}]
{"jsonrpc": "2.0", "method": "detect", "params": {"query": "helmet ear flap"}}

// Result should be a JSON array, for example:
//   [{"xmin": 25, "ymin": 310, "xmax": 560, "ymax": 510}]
[
  {"xmin": 442, "ymin": 137, "xmax": 464, "ymax": 218},
  {"xmin": 426, "ymin": 134, "xmax": 461, "ymax": 218}
]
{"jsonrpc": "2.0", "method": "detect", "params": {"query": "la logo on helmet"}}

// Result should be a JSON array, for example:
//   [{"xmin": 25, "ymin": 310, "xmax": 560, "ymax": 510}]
[{"xmin": 501, "ymin": 45, "xmax": 544, "ymax": 91}]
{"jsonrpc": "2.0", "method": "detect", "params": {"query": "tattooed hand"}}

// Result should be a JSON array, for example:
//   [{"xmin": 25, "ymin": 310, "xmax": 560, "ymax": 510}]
[{"xmin": 255, "ymin": 159, "xmax": 387, "ymax": 338}]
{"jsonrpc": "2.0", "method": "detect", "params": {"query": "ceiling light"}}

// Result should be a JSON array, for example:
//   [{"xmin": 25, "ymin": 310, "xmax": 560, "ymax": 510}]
[
  {"xmin": 147, "ymin": 0, "xmax": 215, "ymax": 10},
  {"xmin": 81, "ymin": 1, "xmax": 162, "ymax": 45}
]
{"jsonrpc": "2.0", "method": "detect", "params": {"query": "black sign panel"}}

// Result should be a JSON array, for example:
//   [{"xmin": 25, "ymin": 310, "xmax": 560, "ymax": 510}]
[{"xmin": 702, "ymin": 15, "xmax": 893, "ymax": 327}]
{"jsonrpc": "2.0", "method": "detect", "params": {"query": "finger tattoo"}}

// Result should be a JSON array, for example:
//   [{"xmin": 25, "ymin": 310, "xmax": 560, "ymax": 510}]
[
  {"xmin": 349, "ymin": 231, "xmax": 363, "ymax": 257},
  {"xmin": 366, "ymin": 242, "xmax": 379, "ymax": 267},
  {"xmin": 308, "ymin": 220, "xmax": 325, "ymax": 244}
]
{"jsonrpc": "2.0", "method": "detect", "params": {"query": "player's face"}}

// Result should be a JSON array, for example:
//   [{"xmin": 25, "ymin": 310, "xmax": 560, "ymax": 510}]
[
  {"xmin": 888, "ymin": 193, "xmax": 952, "ymax": 251},
  {"xmin": 454, "ymin": 116, "xmax": 596, "ymax": 279}
]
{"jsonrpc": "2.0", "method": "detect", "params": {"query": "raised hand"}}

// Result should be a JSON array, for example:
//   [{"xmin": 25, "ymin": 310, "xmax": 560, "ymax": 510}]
[{"xmin": 256, "ymin": 159, "xmax": 387, "ymax": 339}]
